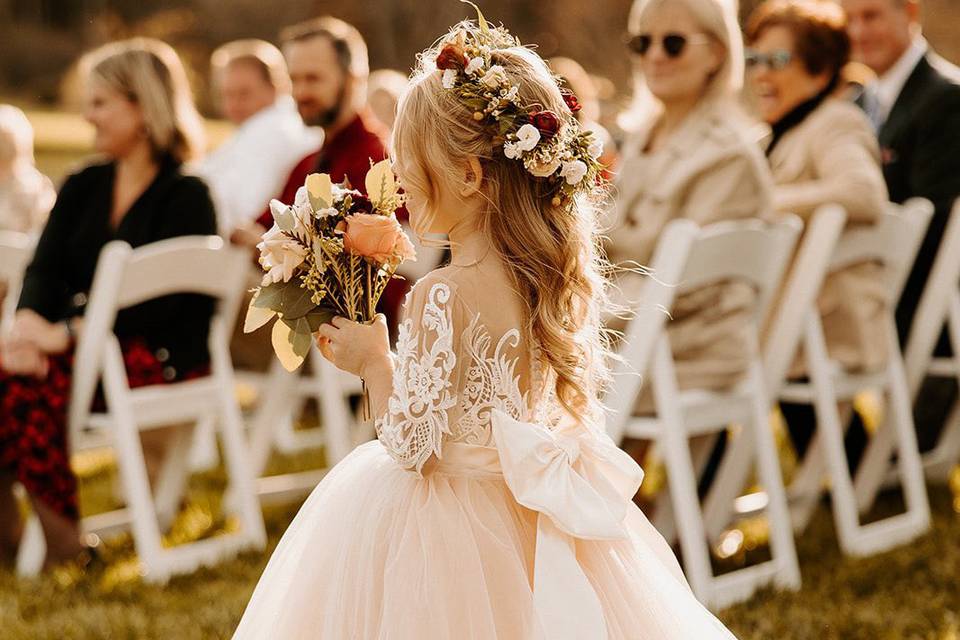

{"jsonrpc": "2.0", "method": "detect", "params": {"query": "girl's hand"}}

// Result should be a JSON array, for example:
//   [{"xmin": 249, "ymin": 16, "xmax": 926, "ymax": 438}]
[{"xmin": 314, "ymin": 315, "xmax": 392, "ymax": 379}]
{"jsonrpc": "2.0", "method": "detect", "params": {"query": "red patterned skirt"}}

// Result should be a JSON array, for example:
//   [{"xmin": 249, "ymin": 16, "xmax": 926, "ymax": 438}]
[{"xmin": 0, "ymin": 337, "xmax": 207, "ymax": 521}]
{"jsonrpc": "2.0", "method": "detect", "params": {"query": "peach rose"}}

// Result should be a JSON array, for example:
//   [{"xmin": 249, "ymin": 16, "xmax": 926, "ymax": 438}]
[{"xmin": 342, "ymin": 214, "xmax": 417, "ymax": 264}]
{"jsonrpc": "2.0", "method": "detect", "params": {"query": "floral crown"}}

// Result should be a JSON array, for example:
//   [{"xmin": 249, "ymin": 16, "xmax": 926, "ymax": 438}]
[{"xmin": 432, "ymin": 5, "xmax": 605, "ymax": 206}]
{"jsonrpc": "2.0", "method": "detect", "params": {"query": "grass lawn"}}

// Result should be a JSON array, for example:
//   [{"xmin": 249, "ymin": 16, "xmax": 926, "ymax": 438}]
[{"xmin": 1, "ymin": 440, "xmax": 958, "ymax": 639}]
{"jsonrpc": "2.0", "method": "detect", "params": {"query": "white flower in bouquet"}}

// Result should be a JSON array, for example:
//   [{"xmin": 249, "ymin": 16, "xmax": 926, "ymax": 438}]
[{"xmin": 257, "ymin": 221, "xmax": 309, "ymax": 286}]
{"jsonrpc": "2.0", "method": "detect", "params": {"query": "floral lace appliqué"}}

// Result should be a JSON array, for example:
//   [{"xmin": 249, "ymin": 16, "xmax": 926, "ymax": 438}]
[
  {"xmin": 376, "ymin": 283, "xmax": 457, "ymax": 473},
  {"xmin": 454, "ymin": 316, "xmax": 526, "ymax": 445}
]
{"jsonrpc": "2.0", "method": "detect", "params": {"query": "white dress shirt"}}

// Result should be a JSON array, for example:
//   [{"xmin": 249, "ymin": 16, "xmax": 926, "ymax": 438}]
[
  {"xmin": 870, "ymin": 36, "xmax": 928, "ymax": 128},
  {"xmin": 197, "ymin": 96, "xmax": 322, "ymax": 235}
]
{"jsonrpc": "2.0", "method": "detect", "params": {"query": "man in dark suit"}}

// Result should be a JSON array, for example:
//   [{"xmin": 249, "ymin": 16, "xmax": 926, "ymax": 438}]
[{"xmin": 843, "ymin": 0, "xmax": 960, "ymax": 452}]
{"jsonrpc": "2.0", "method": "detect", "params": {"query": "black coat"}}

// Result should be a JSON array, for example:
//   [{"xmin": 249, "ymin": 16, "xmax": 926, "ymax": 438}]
[
  {"xmin": 18, "ymin": 155, "xmax": 218, "ymax": 376},
  {"xmin": 877, "ymin": 53, "xmax": 960, "ymax": 344}
]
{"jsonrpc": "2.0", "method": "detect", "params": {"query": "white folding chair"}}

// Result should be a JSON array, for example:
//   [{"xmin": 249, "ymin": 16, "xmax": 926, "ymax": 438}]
[
  {"xmin": 238, "ymin": 349, "xmax": 367, "ymax": 505},
  {"xmin": 777, "ymin": 199, "xmax": 933, "ymax": 556},
  {"xmin": 17, "ymin": 237, "xmax": 266, "ymax": 581},
  {"xmin": 855, "ymin": 197, "xmax": 960, "ymax": 504},
  {"xmin": 0, "ymin": 230, "xmax": 35, "ymax": 330},
  {"xmin": 701, "ymin": 205, "xmax": 847, "ymax": 537},
  {"xmin": 607, "ymin": 217, "xmax": 802, "ymax": 611}
]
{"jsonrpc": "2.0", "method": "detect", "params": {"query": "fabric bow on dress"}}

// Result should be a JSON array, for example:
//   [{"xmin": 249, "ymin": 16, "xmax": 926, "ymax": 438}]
[{"xmin": 490, "ymin": 409, "xmax": 645, "ymax": 640}]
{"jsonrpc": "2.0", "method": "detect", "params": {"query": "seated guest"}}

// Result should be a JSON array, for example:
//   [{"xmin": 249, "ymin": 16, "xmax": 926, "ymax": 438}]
[
  {"xmin": 366, "ymin": 69, "xmax": 407, "ymax": 133},
  {"xmin": 231, "ymin": 18, "xmax": 410, "ymax": 343},
  {"xmin": 231, "ymin": 17, "xmax": 391, "ymax": 248},
  {"xmin": 843, "ymin": 0, "xmax": 960, "ymax": 453},
  {"xmin": 745, "ymin": 0, "xmax": 889, "ymax": 458},
  {"xmin": 197, "ymin": 39, "xmax": 321, "ymax": 236},
  {"xmin": 607, "ymin": 0, "xmax": 773, "ymax": 408},
  {"xmin": 0, "ymin": 38, "xmax": 216, "ymax": 569},
  {"xmin": 0, "ymin": 104, "xmax": 55, "ymax": 233}
]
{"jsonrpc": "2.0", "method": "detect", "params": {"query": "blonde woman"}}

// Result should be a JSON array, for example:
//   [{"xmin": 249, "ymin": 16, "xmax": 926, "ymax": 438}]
[
  {"xmin": 0, "ymin": 104, "xmax": 55, "ymax": 233},
  {"xmin": 0, "ymin": 38, "xmax": 215, "ymax": 569},
  {"xmin": 233, "ymin": 16, "xmax": 735, "ymax": 640},
  {"xmin": 608, "ymin": 0, "xmax": 774, "ymax": 405}
]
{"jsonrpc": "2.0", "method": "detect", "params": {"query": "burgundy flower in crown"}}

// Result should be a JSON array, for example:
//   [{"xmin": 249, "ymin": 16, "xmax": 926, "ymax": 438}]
[
  {"xmin": 436, "ymin": 43, "xmax": 469, "ymax": 70},
  {"xmin": 530, "ymin": 110, "xmax": 561, "ymax": 138},
  {"xmin": 562, "ymin": 91, "xmax": 582, "ymax": 113}
]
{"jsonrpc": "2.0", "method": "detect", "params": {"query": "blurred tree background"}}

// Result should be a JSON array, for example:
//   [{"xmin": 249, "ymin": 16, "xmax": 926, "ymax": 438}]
[{"xmin": 1, "ymin": 0, "xmax": 958, "ymax": 114}]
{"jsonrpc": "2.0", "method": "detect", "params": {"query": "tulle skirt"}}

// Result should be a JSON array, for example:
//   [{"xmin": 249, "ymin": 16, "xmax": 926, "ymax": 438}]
[{"xmin": 232, "ymin": 440, "xmax": 736, "ymax": 639}]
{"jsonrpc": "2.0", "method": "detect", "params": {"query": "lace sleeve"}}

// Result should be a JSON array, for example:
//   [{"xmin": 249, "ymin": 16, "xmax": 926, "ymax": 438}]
[{"xmin": 375, "ymin": 279, "xmax": 460, "ymax": 474}]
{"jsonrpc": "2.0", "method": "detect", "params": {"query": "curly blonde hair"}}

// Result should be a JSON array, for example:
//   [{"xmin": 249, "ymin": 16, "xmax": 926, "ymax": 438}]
[{"xmin": 393, "ymin": 20, "xmax": 613, "ymax": 425}]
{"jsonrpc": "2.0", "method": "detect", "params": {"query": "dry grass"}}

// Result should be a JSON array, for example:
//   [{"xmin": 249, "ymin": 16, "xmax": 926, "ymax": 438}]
[{"xmin": 2, "ymin": 443, "xmax": 959, "ymax": 639}]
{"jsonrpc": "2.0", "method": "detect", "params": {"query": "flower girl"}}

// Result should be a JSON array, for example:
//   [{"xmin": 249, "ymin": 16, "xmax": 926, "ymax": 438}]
[{"xmin": 233, "ymin": 15, "xmax": 737, "ymax": 640}]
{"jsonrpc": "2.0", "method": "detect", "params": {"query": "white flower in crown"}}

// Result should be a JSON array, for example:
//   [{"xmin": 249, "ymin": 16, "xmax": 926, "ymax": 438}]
[
  {"xmin": 588, "ymin": 137, "xmax": 604, "ymax": 159},
  {"xmin": 514, "ymin": 124, "xmax": 541, "ymax": 152},
  {"xmin": 503, "ymin": 141, "xmax": 522, "ymax": 160},
  {"xmin": 465, "ymin": 56, "xmax": 484, "ymax": 75},
  {"xmin": 480, "ymin": 64, "xmax": 508, "ymax": 89},
  {"xmin": 442, "ymin": 68, "xmax": 458, "ymax": 89},
  {"xmin": 526, "ymin": 155, "xmax": 562, "ymax": 178},
  {"xmin": 560, "ymin": 160, "xmax": 588, "ymax": 185},
  {"xmin": 503, "ymin": 85, "xmax": 519, "ymax": 102}
]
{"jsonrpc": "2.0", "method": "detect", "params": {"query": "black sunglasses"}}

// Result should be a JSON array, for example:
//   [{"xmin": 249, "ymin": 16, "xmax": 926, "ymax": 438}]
[
  {"xmin": 626, "ymin": 32, "xmax": 711, "ymax": 58},
  {"xmin": 745, "ymin": 49, "xmax": 794, "ymax": 70}
]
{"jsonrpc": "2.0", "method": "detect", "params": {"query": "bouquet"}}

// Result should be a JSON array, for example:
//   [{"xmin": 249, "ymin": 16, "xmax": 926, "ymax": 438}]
[{"xmin": 243, "ymin": 159, "xmax": 416, "ymax": 374}]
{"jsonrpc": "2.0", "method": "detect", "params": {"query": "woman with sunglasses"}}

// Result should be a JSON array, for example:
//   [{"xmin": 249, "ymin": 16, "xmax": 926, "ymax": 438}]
[
  {"xmin": 607, "ymin": 0, "xmax": 773, "ymax": 412},
  {"xmin": 745, "ymin": 0, "xmax": 890, "ymax": 464}
]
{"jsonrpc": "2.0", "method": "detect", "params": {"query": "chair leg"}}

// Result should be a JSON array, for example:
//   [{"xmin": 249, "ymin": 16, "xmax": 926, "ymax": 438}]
[
  {"xmin": 187, "ymin": 413, "xmax": 220, "ymax": 472},
  {"xmin": 651, "ymin": 339, "xmax": 715, "ymax": 606},
  {"xmin": 316, "ymin": 349, "xmax": 356, "ymax": 465},
  {"xmin": 153, "ymin": 423, "xmax": 194, "ymax": 531},
  {"xmin": 103, "ymin": 356, "xmax": 166, "ymax": 581},
  {"xmin": 883, "ymin": 327, "xmax": 931, "ymax": 531},
  {"xmin": 247, "ymin": 360, "xmax": 296, "ymax": 478},
  {"xmin": 215, "ymin": 364, "xmax": 267, "ymax": 550},
  {"xmin": 744, "ymin": 361, "xmax": 800, "ymax": 590}
]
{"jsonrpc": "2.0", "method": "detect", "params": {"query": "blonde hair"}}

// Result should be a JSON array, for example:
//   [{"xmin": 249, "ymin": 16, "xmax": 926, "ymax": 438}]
[
  {"xmin": 81, "ymin": 38, "xmax": 205, "ymax": 163},
  {"xmin": 393, "ymin": 22, "xmax": 612, "ymax": 424},
  {"xmin": 623, "ymin": 0, "xmax": 744, "ymax": 128},
  {"xmin": 211, "ymin": 38, "xmax": 291, "ymax": 94},
  {"xmin": 0, "ymin": 104, "xmax": 35, "ymax": 166}
]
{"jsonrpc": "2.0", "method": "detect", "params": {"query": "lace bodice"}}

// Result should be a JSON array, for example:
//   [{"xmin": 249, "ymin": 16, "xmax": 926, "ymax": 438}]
[{"xmin": 375, "ymin": 270, "xmax": 548, "ymax": 474}]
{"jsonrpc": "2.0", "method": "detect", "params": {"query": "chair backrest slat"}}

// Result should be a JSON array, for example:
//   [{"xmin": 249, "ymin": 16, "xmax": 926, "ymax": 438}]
[
  {"xmin": 761, "ymin": 205, "xmax": 847, "ymax": 400},
  {"xmin": 676, "ymin": 216, "xmax": 803, "ymax": 326},
  {"xmin": 69, "ymin": 236, "xmax": 249, "ymax": 433},
  {"xmin": 828, "ymin": 198, "xmax": 934, "ymax": 301},
  {"xmin": 605, "ymin": 219, "xmax": 699, "ymax": 438}
]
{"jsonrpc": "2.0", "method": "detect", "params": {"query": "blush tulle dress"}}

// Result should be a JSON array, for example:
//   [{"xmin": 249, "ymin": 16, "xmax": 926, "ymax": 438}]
[{"xmin": 232, "ymin": 260, "xmax": 737, "ymax": 639}]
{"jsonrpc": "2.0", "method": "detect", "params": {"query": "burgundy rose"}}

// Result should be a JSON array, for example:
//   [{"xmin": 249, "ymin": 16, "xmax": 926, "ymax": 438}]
[
  {"xmin": 436, "ymin": 44, "xmax": 468, "ymax": 70},
  {"xmin": 530, "ymin": 110, "xmax": 561, "ymax": 138},
  {"xmin": 562, "ymin": 91, "xmax": 582, "ymax": 113}
]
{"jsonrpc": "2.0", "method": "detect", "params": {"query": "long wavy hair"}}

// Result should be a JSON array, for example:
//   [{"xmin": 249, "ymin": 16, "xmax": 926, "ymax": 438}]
[{"xmin": 393, "ymin": 21, "xmax": 613, "ymax": 425}]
